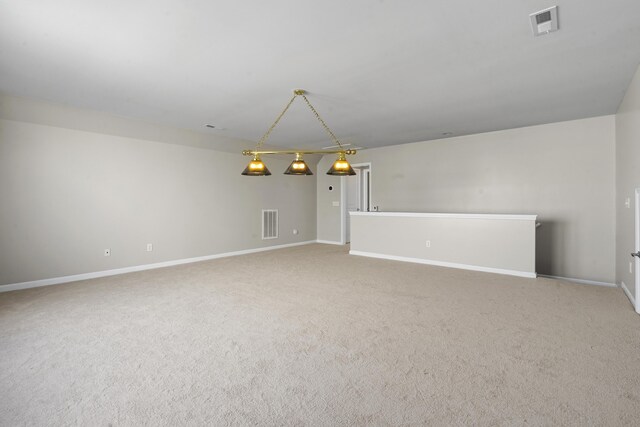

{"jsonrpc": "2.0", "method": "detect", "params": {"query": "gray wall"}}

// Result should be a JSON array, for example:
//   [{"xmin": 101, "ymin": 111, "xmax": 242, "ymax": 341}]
[
  {"xmin": 350, "ymin": 213, "xmax": 536, "ymax": 276},
  {"xmin": 316, "ymin": 156, "xmax": 344, "ymax": 243},
  {"xmin": 0, "ymin": 92, "xmax": 622, "ymax": 288},
  {"xmin": 318, "ymin": 116, "xmax": 616, "ymax": 283},
  {"xmin": 0, "ymin": 96, "xmax": 317, "ymax": 286},
  {"xmin": 616, "ymin": 63, "xmax": 640, "ymax": 302}
]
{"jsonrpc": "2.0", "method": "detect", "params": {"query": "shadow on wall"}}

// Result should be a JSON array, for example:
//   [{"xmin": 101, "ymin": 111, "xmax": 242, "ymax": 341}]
[{"xmin": 535, "ymin": 220, "xmax": 562, "ymax": 276}]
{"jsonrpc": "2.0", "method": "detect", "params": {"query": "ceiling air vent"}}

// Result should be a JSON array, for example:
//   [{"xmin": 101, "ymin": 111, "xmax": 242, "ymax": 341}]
[{"xmin": 530, "ymin": 6, "xmax": 558, "ymax": 37}]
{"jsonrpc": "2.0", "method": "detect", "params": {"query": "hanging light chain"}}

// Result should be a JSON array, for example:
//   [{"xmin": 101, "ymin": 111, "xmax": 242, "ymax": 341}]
[
  {"xmin": 242, "ymin": 89, "xmax": 356, "ymax": 176},
  {"xmin": 255, "ymin": 90, "xmax": 344, "ymax": 152},
  {"xmin": 256, "ymin": 93, "xmax": 297, "ymax": 151},
  {"xmin": 299, "ymin": 94, "xmax": 344, "ymax": 150}
]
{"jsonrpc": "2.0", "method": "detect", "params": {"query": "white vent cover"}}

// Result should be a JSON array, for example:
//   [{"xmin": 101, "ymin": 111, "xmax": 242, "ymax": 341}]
[
  {"xmin": 262, "ymin": 209, "xmax": 279, "ymax": 240},
  {"xmin": 530, "ymin": 6, "xmax": 558, "ymax": 37}
]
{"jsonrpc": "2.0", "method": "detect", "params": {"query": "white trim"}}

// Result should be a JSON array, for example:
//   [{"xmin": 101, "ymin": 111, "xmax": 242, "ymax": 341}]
[
  {"xmin": 351, "ymin": 162, "xmax": 373, "ymax": 212},
  {"xmin": 351, "ymin": 162, "xmax": 373, "ymax": 168},
  {"xmin": 349, "ymin": 212, "xmax": 537, "ymax": 221},
  {"xmin": 0, "ymin": 241, "xmax": 316, "ymax": 293},
  {"xmin": 621, "ymin": 281, "xmax": 636, "ymax": 308},
  {"xmin": 349, "ymin": 250, "xmax": 536, "ymax": 278},
  {"xmin": 342, "ymin": 162, "xmax": 373, "ymax": 245},
  {"xmin": 635, "ymin": 189, "xmax": 640, "ymax": 314},
  {"xmin": 316, "ymin": 239, "xmax": 345, "ymax": 246},
  {"xmin": 538, "ymin": 274, "xmax": 617, "ymax": 288}
]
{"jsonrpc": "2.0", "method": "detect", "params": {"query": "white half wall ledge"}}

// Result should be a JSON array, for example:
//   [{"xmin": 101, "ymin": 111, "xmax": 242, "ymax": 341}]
[
  {"xmin": 349, "ymin": 212, "xmax": 538, "ymax": 221},
  {"xmin": 349, "ymin": 250, "xmax": 537, "ymax": 278},
  {"xmin": 0, "ymin": 241, "xmax": 317, "ymax": 293}
]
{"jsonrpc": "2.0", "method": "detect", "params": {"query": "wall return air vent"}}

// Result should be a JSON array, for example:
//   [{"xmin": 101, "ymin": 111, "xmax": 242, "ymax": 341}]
[
  {"xmin": 262, "ymin": 209, "xmax": 279, "ymax": 240},
  {"xmin": 530, "ymin": 6, "xmax": 558, "ymax": 37}
]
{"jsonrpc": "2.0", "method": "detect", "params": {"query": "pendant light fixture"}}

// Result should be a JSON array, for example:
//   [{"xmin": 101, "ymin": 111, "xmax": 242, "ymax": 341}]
[
  {"xmin": 241, "ymin": 153, "xmax": 271, "ymax": 176},
  {"xmin": 326, "ymin": 151, "xmax": 356, "ymax": 176},
  {"xmin": 241, "ymin": 89, "xmax": 356, "ymax": 176},
  {"xmin": 284, "ymin": 153, "xmax": 313, "ymax": 175}
]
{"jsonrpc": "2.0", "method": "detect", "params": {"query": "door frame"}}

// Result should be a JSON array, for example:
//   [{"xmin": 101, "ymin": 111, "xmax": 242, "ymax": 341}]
[
  {"xmin": 635, "ymin": 188, "xmax": 640, "ymax": 314},
  {"xmin": 341, "ymin": 162, "xmax": 372, "ymax": 244}
]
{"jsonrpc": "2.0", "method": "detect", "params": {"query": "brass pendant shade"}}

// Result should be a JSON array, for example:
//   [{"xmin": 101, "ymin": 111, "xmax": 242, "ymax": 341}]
[
  {"xmin": 241, "ymin": 89, "xmax": 357, "ymax": 177},
  {"xmin": 241, "ymin": 154, "xmax": 271, "ymax": 176},
  {"xmin": 326, "ymin": 152, "xmax": 356, "ymax": 176},
  {"xmin": 284, "ymin": 153, "xmax": 313, "ymax": 175}
]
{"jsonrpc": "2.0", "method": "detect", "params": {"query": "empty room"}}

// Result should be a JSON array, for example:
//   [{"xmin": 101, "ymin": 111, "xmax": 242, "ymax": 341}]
[{"xmin": 2, "ymin": 0, "xmax": 640, "ymax": 425}]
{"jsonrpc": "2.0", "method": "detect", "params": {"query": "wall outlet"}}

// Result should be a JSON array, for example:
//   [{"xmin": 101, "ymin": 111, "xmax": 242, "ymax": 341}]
[
  {"xmin": 426, "ymin": 240, "xmax": 431, "ymax": 248},
  {"xmin": 625, "ymin": 197, "xmax": 631, "ymax": 208},
  {"xmin": 104, "ymin": 248, "xmax": 111, "ymax": 257},
  {"xmin": 146, "ymin": 243, "xmax": 153, "ymax": 252},
  {"xmin": 332, "ymin": 201, "xmax": 340, "ymax": 207}
]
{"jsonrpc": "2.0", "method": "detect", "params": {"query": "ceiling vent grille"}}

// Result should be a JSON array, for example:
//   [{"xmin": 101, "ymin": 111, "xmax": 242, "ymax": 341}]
[
  {"xmin": 530, "ymin": 6, "xmax": 558, "ymax": 37},
  {"xmin": 262, "ymin": 209, "xmax": 279, "ymax": 240}
]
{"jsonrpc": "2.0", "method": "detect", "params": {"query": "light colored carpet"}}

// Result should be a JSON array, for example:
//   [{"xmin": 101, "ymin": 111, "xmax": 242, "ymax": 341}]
[{"xmin": 1, "ymin": 243, "xmax": 639, "ymax": 426}]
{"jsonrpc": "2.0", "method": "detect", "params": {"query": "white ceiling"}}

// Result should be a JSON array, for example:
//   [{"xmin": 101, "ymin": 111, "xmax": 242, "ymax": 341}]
[{"xmin": 1, "ymin": 0, "xmax": 640, "ymax": 151}]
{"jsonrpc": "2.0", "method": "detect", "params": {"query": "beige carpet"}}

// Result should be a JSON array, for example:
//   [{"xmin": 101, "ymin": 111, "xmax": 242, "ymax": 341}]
[{"xmin": 1, "ymin": 244, "xmax": 639, "ymax": 425}]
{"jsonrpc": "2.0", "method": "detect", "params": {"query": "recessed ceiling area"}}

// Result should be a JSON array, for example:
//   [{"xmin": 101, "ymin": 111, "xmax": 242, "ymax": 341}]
[{"xmin": 1, "ymin": 0, "xmax": 639, "ymax": 150}]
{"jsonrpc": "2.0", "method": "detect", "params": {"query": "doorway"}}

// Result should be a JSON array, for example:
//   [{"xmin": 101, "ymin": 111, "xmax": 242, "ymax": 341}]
[{"xmin": 344, "ymin": 163, "xmax": 372, "ymax": 244}]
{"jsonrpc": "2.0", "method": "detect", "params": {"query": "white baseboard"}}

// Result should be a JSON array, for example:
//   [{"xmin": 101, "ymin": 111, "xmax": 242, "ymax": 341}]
[
  {"xmin": 538, "ymin": 274, "xmax": 617, "ymax": 288},
  {"xmin": 620, "ymin": 281, "xmax": 636, "ymax": 307},
  {"xmin": 349, "ymin": 250, "xmax": 536, "ymax": 278},
  {"xmin": 316, "ymin": 240, "xmax": 345, "ymax": 246},
  {"xmin": 0, "ymin": 240, "xmax": 316, "ymax": 293}
]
